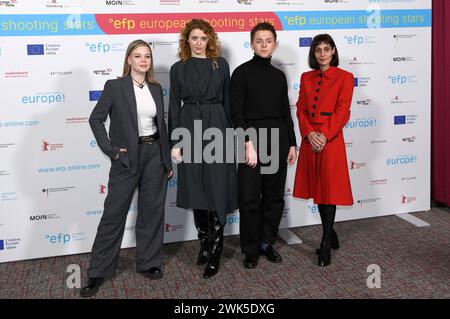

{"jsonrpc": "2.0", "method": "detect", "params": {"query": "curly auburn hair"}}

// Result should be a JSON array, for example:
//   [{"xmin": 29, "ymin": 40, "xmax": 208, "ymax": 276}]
[{"xmin": 178, "ymin": 19, "xmax": 221, "ymax": 62}]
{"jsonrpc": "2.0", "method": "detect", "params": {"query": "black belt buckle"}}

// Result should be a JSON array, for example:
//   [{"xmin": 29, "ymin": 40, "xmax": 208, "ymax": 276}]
[{"xmin": 139, "ymin": 133, "xmax": 159, "ymax": 144}]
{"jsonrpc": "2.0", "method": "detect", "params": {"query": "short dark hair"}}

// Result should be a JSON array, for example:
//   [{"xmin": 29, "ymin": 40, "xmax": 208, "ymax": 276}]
[
  {"xmin": 250, "ymin": 22, "xmax": 277, "ymax": 42},
  {"xmin": 308, "ymin": 34, "xmax": 339, "ymax": 70}
]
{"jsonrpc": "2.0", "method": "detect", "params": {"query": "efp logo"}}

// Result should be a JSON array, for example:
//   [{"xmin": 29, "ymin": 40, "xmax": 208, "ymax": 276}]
[
  {"xmin": 89, "ymin": 90, "xmax": 102, "ymax": 101},
  {"xmin": 45, "ymin": 233, "xmax": 71, "ymax": 244},
  {"xmin": 344, "ymin": 35, "xmax": 376, "ymax": 45},
  {"xmin": 307, "ymin": 204, "xmax": 318, "ymax": 214},
  {"xmin": 85, "ymin": 42, "xmax": 111, "ymax": 54},
  {"xmin": 299, "ymin": 37, "xmax": 312, "ymax": 47},
  {"xmin": 225, "ymin": 214, "xmax": 240, "ymax": 225},
  {"xmin": 27, "ymin": 44, "xmax": 44, "ymax": 55}
]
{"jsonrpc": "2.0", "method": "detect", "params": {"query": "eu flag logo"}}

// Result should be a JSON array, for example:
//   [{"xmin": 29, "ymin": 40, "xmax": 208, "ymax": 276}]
[
  {"xmin": 27, "ymin": 44, "xmax": 44, "ymax": 55},
  {"xmin": 0, "ymin": 240, "xmax": 4, "ymax": 250},
  {"xmin": 89, "ymin": 91, "xmax": 103, "ymax": 101},
  {"xmin": 299, "ymin": 37, "xmax": 312, "ymax": 47},
  {"xmin": 394, "ymin": 115, "xmax": 406, "ymax": 125}
]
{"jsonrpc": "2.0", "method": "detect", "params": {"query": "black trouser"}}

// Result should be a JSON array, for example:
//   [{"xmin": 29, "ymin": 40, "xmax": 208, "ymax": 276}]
[{"xmin": 238, "ymin": 163, "xmax": 287, "ymax": 254}]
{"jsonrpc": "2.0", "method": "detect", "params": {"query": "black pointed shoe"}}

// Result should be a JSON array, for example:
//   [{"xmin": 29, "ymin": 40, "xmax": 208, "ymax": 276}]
[
  {"xmin": 260, "ymin": 245, "xmax": 282, "ymax": 263},
  {"xmin": 243, "ymin": 253, "xmax": 259, "ymax": 269},
  {"xmin": 317, "ymin": 242, "xmax": 331, "ymax": 267},
  {"xmin": 138, "ymin": 267, "xmax": 164, "ymax": 280},
  {"xmin": 79, "ymin": 277, "xmax": 104, "ymax": 298},
  {"xmin": 316, "ymin": 230, "xmax": 340, "ymax": 255}
]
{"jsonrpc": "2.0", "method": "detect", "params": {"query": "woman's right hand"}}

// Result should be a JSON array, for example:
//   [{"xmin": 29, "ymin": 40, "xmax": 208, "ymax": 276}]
[
  {"xmin": 308, "ymin": 132, "xmax": 325, "ymax": 149},
  {"xmin": 171, "ymin": 148, "xmax": 182, "ymax": 163}
]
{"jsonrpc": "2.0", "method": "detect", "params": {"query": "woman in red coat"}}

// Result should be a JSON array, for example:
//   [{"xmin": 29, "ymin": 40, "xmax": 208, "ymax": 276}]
[{"xmin": 293, "ymin": 34, "xmax": 354, "ymax": 267}]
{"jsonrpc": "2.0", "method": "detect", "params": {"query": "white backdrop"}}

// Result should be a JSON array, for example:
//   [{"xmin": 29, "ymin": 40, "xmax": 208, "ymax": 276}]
[{"xmin": 0, "ymin": 0, "xmax": 431, "ymax": 262}]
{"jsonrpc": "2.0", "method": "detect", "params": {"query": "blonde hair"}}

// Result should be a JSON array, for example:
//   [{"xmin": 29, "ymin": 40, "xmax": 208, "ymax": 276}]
[
  {"xmin": 178, "ymin": 19, "xmax": 220, "ymax": 62},
  {"xmin": 122, "ymin": 39, "xmax": 158, "ymax": 84}
]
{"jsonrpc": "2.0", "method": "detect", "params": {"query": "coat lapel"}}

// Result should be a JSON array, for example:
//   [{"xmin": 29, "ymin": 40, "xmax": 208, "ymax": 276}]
[{"xmin": 122, "ymin": 75, "xmax": 138, "ymax": 131}]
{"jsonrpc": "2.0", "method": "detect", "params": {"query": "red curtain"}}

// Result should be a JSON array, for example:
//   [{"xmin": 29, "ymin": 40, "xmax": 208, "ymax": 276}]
[{"xmin": 432, "ymin": 0, "xmax": 450, "ymax": 206}]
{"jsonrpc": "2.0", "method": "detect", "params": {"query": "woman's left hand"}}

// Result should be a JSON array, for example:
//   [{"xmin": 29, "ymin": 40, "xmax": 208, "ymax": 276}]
[{"xmin": 168, "ymin": 170, "xmax": 173, "ymax": 179}]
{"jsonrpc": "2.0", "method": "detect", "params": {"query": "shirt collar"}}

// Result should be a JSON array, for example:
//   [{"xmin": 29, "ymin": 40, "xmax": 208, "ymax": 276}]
[{"xmin": 315, "ymin": 66, "xmax": 338, "ymax": 80}]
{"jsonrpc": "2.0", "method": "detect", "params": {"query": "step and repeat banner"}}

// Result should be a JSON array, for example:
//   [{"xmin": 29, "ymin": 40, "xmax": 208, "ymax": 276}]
[{"xmin": 0, "ymin": 0, "xmax": 431, "ymax": 262}]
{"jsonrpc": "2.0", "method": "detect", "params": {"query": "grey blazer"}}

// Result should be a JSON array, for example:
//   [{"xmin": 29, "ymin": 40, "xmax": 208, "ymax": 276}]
[{"xmin": 89, "ymin": 75, "xmax": 172, "ymax": 173}]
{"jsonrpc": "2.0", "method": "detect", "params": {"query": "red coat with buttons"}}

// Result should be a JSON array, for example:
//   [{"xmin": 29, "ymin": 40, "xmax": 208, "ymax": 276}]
[{"xmin": 293, "ymin": 66, "xmax": 354, "ymax": 205}]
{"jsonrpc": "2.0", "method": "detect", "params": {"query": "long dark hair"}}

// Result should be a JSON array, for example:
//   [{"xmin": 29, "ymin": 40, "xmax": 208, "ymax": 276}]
[{"xmin": 308, "ymin": 34, "xmax": 339, "ymax": 70}]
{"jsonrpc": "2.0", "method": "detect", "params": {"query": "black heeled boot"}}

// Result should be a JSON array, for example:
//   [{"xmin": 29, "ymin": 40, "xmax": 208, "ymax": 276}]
[
  {"xmin": 193, "ymin": 209, "xmax": 210, "ymax": 265},
  {"xmin": 203, "ymin": 211, "xmax": 224, "ymax": 279},
  {"xmin": 315, "ymin": 229, "xmax": 339, "ymax": 254},
  {"xmin": 318, "ymin": 241, "xmax": 331, "ymax": 267},
  {"xmin": 316, "ymin": 204, "xmax": 337, "ymax": 266}
]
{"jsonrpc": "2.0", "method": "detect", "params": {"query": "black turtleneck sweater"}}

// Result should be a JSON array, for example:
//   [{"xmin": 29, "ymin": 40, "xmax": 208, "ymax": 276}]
[{"xmin": 230, "ymin": 54, "xmax": 297, "ymax": 147}]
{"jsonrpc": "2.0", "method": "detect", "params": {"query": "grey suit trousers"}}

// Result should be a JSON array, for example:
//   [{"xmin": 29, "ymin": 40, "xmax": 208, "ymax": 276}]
[{"xmin": 87, "ymin": 142, "xmax": 167, "ymax": 278}]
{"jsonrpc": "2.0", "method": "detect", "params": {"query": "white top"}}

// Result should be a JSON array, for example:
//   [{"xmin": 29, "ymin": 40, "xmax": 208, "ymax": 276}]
[{"xmin": 133, "ymin": 83, "xmax": 158, "ymax": 136}]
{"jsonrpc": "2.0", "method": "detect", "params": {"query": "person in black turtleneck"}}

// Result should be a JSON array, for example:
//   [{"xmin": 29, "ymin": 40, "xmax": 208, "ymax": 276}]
[{"xmin": 230, "ymin": 22, "xmax": 297, "ymax": 269}]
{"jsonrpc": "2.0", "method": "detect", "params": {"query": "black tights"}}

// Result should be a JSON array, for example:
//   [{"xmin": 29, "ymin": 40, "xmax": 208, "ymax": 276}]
[{"xmin": 318, "ymin": 204, "xmax": 336, "ymax": 243}]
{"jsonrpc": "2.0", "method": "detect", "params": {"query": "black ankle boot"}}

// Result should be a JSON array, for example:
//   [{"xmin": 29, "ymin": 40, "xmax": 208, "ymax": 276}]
[
  {"xmin": 318, "ymin": 242, "xmax": 331, "ymax": 267},
  {"xmin": 316, "ymin": 229, "xmax": 339, "ymax": 254},
  {"xmin": 193, "ymin": 210, "xmax": 210, "ymax": 265},
  {"xmin": 203, "ymin": 212, "xmax": 224, "ymax": 279}
]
